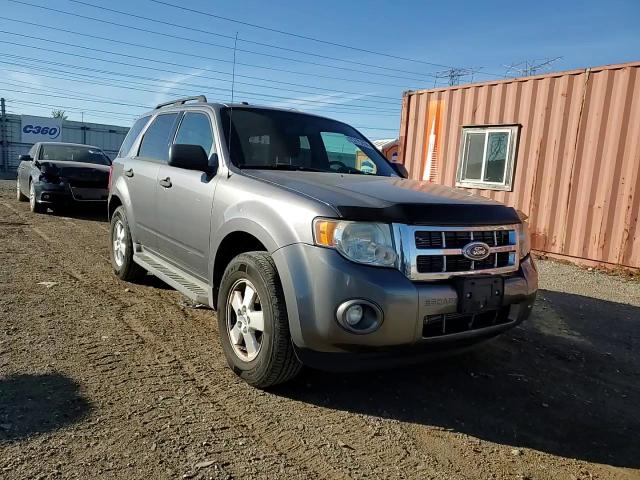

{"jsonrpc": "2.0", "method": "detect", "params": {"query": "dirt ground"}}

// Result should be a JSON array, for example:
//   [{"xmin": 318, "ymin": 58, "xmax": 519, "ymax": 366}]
[{"xmin": 0, "ymin": 179, "xmax": 639, "ymax": 480}]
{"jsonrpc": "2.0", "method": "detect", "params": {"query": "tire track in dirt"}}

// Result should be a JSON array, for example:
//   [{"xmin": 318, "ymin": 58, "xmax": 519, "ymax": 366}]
[
  {"xmin": 2, "ymin": 201, "xmax": 315, "ymax": 479},
  {"xmin": 7, "ymin": 184, "xmax": 636, "ymax": 480},
  {"xmin": 1, "ymin": 197, "xmax": 450, "ymax": 479},
  {"xmin": 1, "ymin": 200, "xmax": 358, "ymax": 479}
]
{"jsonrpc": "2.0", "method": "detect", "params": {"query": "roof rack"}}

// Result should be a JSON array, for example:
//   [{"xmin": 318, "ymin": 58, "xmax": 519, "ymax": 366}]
[{"xmin": 154, "ymin": 95, "xmax": 207, "ymax": 110}]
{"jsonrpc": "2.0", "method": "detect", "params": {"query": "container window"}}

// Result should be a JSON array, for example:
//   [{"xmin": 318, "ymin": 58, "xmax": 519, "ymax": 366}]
[{"xmin": 456, "ymin": 125, "xmax": 519, "ymax": 191}]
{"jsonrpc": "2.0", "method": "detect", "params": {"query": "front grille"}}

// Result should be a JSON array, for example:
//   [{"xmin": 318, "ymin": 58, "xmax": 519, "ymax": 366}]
[
  {"xmin": 417, "ymin": 252, "xmax": 512, "ymax": 273},
  {"xmin": 395, "ymin": 224, "xmax": 520, "ymax": 280},
  {"xmin": 422, "ymin": 307, "xmax": 511, "ymax": 338},
  {"xmin": 415, "ymin": 231, "xmax": 443, "ymax": 249}
]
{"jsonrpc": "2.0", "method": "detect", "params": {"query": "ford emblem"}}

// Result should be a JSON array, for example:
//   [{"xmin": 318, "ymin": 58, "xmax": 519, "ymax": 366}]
[{"xmin": 462, "ymin": 241, "xmax": 491, "ymax": 261}]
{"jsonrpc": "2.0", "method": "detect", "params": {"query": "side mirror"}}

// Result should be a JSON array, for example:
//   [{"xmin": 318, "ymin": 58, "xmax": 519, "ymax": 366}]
[
  {"xmin": 19, "ymin": 154, "xmax": 32, "ymax": 162},
  {"xmin": 391, "ymin": 163, "xmax": 409, "ymax": 179},
  {"xmin": 169, "ymin": 144, "xmax": 210, "ymax": 173}
]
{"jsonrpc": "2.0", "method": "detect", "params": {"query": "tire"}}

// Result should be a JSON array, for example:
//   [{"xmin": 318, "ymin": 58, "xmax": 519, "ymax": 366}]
[
  {"xmin": 109, "ymin": 206, "xmax": 146, "ymax": 282},
  {"xmin": 16, "ymin": 178, "xmax": 28, "ymax": 202},
  {"xmin": 217, "ymin": 251, "xmax": 301, "ymax": 388},
  {"xmin": 29, "ymin": 181, "xmax": 46, "ymax": 214}
]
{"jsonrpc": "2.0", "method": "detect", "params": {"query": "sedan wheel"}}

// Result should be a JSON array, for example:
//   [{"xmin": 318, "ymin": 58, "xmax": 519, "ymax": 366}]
[
  {"xmin": 226, "ymin": 279, "xmax": 265, "ymax": 362},
  {"xmin": 16, "ymin": 178, "xmax": 27, "ymax": 201},
  {"xmin": 29, "ymin": 182, "xmax": 45, "ymax": 213}
]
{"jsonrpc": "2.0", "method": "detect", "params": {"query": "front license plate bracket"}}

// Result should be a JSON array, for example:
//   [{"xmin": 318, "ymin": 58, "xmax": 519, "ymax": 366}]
[{"xmin": 456, "ymin": 277, "xmax": 504, "ymax": 314}]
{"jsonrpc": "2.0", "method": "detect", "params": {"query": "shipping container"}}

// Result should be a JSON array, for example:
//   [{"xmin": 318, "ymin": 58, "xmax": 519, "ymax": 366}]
[{"xmin": 398, "ymin": 61, "xmax": 640, "ymax": 270}]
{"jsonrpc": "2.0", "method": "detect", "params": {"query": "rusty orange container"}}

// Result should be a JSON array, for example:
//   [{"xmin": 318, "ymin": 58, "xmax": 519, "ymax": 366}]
[{"xmin": 398, "ymin": 61, "xmax": 640, "ymax": 270}]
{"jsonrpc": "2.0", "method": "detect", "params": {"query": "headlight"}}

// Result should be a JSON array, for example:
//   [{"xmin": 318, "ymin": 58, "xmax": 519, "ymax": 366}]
[
  {"xmin": 517, "ymin": 210, "xmax": 531, "ymax": 258},
  {"xmin": 313, "ymin": 219, "xmax": 397, "ymax": 267},
  {"xmin": 38, "ymin": 173, "xmax": 60, "ymax": 184}
]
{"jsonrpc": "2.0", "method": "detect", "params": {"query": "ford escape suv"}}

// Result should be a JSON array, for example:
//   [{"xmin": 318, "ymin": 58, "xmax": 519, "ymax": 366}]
[{"xmin": 108, "ymin": 96, "xmax": 537, "ymax": 388}]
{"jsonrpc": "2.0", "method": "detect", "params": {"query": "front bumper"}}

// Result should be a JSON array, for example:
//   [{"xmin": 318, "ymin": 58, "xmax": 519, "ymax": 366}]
[
  {"xmin": 34, "ymin": 182, "xmax": 108, "ymax": 205},
  {"xmin": 272, "ymin": 244, "xmax": 537, "ymax": 369}
]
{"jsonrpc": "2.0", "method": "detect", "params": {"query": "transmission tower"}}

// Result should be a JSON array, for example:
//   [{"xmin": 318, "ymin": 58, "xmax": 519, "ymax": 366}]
[{"xmin": 504, "ymin": 57, "xmax": 562, "ymax": 78}]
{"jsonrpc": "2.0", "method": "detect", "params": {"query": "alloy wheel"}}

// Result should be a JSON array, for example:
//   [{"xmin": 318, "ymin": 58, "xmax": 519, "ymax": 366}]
[
  {"xmin": 112, "ymin": 220, "xmax": 126, "ymax": 268},
  {"xmin": 226, "ymin": 279, "xmax": 264, "ymax": 362},
  {"xmin": 29, "ymin": 182, "xmax": 35, "ymax": 210}
]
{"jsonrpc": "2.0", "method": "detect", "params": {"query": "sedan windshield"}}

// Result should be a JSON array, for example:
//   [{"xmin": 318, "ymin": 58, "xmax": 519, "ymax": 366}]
[
  {"xmin": 221, "ymin": 108, "xmax": 397, "ymax": 176},
  {"xmin": 40, "ymin": 145, "xmax": 111, "ymax": 165}
]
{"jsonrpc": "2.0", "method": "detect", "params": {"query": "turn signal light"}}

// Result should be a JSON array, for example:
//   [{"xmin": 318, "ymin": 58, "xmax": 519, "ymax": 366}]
[{"xmin": 313, "ymin": 219, "xmax": 338, "ymax": 247}]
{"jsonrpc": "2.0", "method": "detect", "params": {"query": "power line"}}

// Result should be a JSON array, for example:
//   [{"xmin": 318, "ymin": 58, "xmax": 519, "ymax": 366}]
[
  {"xmin": 503, "ymin": 57, "xmax": 563, "ymax": 77},
  {"xmin": 9, "ymin": 0, "xmax": 438, "ymax": 81},
  {"xmin": 0, "ymin": 54, "xmax": 392, "ymax": 114},
  {"xmin": 0, "ymin": 66, "xmax": 400, "ymax": 116},
  {"xmin": 68, "ymin": 0, "xmax": 447, "ymax": 76},
  {"xmin": 0, "ymin": 16, "xmax": 419, "ymax": 90},
  {"xmin": 5, "ymin": 99, "xmax": 138, "ymax": 121},
  {"xmin": 1, "ymin": 74, "xmax": 400, "ymax": 126},
  {"xmin": 6, "ymin": 94, "xmax": 398, "ymax": 134},
  {"xmin": 0, "ymin": 86, "xmax": 148, "ymax": 110},
  {"xmin": 0, "ymin": 33, "xmax": 404, "ymax": 107},
  {"xmin": 0, "ymin": 55, "xmax": 400, "ymax": 116},
  {"xmin": 147, "ymin": 0, "xmax": 452, "ymax": 69}
]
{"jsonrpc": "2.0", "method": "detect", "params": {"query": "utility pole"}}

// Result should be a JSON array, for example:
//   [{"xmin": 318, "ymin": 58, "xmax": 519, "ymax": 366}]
[
  {"xmin": 81, "ymin": 111, "xmax": 86, "ymax": 144},
  {"xmin": 1, "ymin": 98, "xmax": 7, "ymax": 173}
]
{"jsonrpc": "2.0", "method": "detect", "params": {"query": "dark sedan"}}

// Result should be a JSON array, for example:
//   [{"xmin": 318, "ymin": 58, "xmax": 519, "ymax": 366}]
[{"xmin": 16, "ymin": 142, "xmax": 111, "ymax": 214}]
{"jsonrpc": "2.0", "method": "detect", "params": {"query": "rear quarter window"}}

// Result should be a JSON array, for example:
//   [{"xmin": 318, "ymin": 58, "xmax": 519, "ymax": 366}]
[{"xmin": 118, "ymin": 116, "xmax": 150, "ymax": 158}]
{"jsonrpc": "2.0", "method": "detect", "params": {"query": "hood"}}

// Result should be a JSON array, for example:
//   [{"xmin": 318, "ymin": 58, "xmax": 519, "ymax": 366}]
[
  {"xmin": 38, "ymin": 161, "xmax": 110, "ymax": 186},
  {"xmin": 243, "ymin": 170, "xmax": 520, "ymax": 225}
]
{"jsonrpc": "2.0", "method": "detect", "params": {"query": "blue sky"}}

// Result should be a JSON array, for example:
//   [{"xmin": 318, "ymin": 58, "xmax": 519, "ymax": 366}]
[{"xmin": 1, "ymin": 0, "xmax": 639, "ymax": 139}]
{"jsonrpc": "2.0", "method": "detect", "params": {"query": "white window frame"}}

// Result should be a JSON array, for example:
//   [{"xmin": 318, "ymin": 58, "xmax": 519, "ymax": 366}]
[{"xmin": 456, "ymin": 125, "xmax": 519, "ymax": 191}]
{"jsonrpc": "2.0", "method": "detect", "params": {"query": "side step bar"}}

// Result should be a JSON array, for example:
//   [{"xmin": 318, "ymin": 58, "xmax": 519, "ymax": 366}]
[{"xmin": 134, "ymin": 251, "xmax": 211, "ymax": 306}]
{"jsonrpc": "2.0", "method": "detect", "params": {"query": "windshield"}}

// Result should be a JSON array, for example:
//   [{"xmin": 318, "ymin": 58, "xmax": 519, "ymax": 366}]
[
  {"xmin": 221, "ymin": 108, "xmax": 397, "ymax": 176},
  {"xmin": 40, "ymin": 145, "xmax": 111, "ymax": 165}
]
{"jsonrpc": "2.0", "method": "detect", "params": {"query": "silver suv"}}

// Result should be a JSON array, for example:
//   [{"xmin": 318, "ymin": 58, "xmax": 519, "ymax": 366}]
[{"xmin": 108, "ymin": 96, "xmax": 537, "ymax": 387}]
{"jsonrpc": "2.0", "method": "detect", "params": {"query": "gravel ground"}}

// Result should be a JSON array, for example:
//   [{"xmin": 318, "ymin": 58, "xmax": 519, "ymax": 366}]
[{"xmin": 0, "ymin": 179, "xmax": 639, "ymax": 480}]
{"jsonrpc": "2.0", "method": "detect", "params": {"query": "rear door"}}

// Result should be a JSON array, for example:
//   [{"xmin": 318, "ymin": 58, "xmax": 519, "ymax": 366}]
[
  {"xmin": 127, "ymin": 113, "xmax": 179, "ymax": 251},
  {"xmin": 155, "ymin": 111, "xmax": 218, "ymax": 279}
]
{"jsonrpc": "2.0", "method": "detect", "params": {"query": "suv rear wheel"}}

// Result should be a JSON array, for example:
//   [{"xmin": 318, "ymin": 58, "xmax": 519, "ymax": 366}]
[
  {"xmin": 217, "ymin": 252, "xmax": 301, "ymax": 388},
  {"xmin": 110, "ymin": 206, "xmax": 146, "ymax": 282}
]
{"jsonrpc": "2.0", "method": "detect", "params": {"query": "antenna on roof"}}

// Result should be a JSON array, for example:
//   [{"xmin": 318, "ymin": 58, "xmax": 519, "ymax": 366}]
[{"xmin": 227, "ymin": 32, "xmax": 238, "ymax": 174}]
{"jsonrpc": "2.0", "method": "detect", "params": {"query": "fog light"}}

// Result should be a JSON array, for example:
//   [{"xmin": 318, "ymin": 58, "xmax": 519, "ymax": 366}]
[
  {"xmin": 42, "ymin": 194, "xmax": 49, "ymax": 200},
  {"xmin": 345, "ymin": 304, "xmax": 363, "ymax": 326},
  {"xmin": 336, "ymin": 299, "xmax": 383, "ymax": 334}
]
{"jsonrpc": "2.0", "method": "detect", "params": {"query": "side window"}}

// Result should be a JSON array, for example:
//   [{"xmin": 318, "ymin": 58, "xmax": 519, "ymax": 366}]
[
  {"xmin": 174, "ymin": 112, "xmax": 215, "ymax": 155},
  {"xmin": 138, "ymin": 114, "xmax": 179, "ymax": 163},
  {"xmin": 118, "ymin": 116, "xmax": 150, "ymax": 158},
  {"xmin": 456, "ymin": 125, "xmax": 519, "ymax": 191}
]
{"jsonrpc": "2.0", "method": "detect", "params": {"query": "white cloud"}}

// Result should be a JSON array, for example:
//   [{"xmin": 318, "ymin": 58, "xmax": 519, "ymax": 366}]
[
  {"xmin": 151, "ymin": 69, "xmax": 207, "ymax": 105},
  {"xmin": 5, "ymin": 70, "xmax": 43, "ymax": 88}
]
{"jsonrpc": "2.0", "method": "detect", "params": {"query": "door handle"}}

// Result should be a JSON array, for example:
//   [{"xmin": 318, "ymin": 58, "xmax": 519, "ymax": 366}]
[
  {"xmin": 159, "ymin": 177, "xmax": 172, "ymax": 188},
  {"xmin": 124, "ymin": 168, "xmax": 134, "ymax": 177}
]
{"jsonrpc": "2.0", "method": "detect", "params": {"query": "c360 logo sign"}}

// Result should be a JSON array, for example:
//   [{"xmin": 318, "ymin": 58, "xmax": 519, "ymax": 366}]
[{"xmin": 22, "ymin": 124, "xmax": 61, "ymax": 139}]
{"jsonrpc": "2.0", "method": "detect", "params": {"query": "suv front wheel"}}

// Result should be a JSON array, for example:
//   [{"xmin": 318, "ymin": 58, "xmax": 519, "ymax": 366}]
[
  {"xmin": 217, "ymin": 252, "xmax": 301, "ymax": 388},
  {"xmin": 110, "ymin": 206, "xmax": 146, "ymax": 282}
]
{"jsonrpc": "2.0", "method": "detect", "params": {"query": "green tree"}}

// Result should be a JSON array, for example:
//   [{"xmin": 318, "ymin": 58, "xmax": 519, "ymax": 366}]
[{"xmin": 51, "ymin": 109, "xmax": 68, "ymax": 120}]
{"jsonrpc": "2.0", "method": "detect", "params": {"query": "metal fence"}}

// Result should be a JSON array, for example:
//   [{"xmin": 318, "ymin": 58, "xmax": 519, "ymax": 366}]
[{"xmin": 0, "ymin": 113, "xmax": 129, "ymax": 173}]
